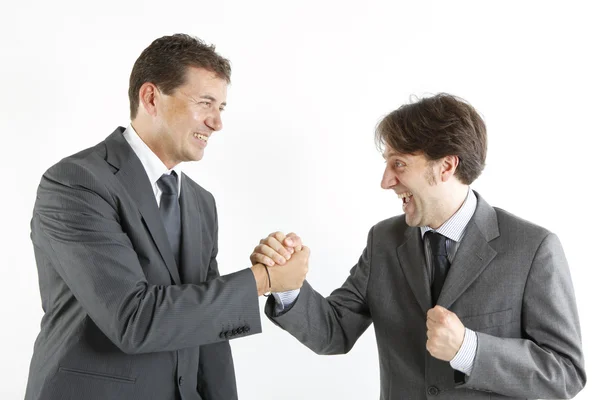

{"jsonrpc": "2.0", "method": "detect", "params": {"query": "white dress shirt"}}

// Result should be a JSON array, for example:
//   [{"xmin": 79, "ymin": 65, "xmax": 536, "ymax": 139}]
[{"xmin": 122, "ymin": 124, "xmax": 182, "ymax": 205}]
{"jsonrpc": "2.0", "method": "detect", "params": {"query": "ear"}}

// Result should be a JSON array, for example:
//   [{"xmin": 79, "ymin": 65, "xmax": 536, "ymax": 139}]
[
  {"xmin": 440, "ymin": 155, "xmax": 460, "ymax": 182},
  {"xmin": 139, "ymin": 83, "xmax": 160, "ymax": 117}
]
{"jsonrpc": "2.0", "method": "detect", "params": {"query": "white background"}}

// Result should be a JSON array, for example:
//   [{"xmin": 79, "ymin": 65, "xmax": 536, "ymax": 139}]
[{"xmin": 1, "ymin": 0, "xmax": 598, "ymax": 399}]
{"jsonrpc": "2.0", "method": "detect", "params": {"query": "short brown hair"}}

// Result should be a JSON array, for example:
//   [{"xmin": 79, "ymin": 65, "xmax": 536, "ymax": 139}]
[
  {"xmin": 128, "ymin": 34, "xmax": 231, "ymax": 119},
  {"xmin": 375, "ymin": 93, "xmax": 487, "ymax": 185}
]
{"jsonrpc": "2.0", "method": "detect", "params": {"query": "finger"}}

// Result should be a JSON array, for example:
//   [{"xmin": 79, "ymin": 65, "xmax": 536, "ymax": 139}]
[
  {"xmin": 434, "ymin": 305, "xmax": 448, "ymax": 313},
  {"xmin": 266, "ymin": 236, "xmax": 292, "ymax": 261},
  {"xmin": 284, "ymin": 232, "xmax": 303, "ymax": 248},
  {"xmin": 428, "ymin": 306, "xmax": 444, "ymax": 322},
  {"xmin": 256, "ymin": 243, "xmax": 287, "ymax": 265},
  {"xmin": 269, "ymin": 231, "xmax": 287, "ymax": 243},
  {"xmin": 250, "ymin": 252, "xmax": 276, "ymax": 267},
  {"xmin": 426, "ymin": 318, "xmax": 434, "ymax": 331}
]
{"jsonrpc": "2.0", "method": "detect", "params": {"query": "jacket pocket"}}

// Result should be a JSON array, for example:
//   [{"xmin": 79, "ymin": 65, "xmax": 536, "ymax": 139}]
[
  {"xmin": 59, "ymin": 367, "xmax": 136, "ymax": 384},
  {"xmin": 460, "ymin": 308, "xmax": 514, "ymax": 331}
]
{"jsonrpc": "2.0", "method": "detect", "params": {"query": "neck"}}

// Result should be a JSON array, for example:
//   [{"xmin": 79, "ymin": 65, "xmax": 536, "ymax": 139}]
[
  {"xmin": 429, "ymin": 185, "xmax": 469, "ymax": 229},
  {"xmin": 131, "ymin": 119, "xmax": 178, "ymax": 170}
]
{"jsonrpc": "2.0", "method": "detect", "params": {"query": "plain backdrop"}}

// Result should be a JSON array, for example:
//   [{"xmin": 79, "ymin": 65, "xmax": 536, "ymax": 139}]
[{"xmin": 1, "ymin": 1, "xmax": 598, "ymax": 399}]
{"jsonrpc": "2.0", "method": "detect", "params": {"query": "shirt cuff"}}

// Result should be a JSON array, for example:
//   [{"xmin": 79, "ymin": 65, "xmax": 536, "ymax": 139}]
[
  {"xmin": 272, "ymin": 289, "xmax": 301, "ymax": 315},
  {"xmin": 450, "ymin": 328, "xmax": 477, "ymax": 376}
]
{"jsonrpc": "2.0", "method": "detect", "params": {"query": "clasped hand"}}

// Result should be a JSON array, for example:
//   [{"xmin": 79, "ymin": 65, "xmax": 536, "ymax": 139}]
[{"xmin": 250, "ymin": 231, "xmax": 309, "ymax": 293}]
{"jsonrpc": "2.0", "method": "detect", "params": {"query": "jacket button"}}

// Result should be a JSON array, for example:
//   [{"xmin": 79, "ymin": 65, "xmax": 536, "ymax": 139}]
[
  {"xmin": 178, "ymin": 376, "xmax": 184, "ymax": 386},
  {"xmin": 427, "ymin": 386, "xmax": 439, "ymax": 396}
]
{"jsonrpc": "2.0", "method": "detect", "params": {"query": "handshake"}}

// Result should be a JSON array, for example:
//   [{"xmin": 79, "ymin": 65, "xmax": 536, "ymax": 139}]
[{"xmin": 249, "ymin": 232, "xmax": 309, "ymax": 296}]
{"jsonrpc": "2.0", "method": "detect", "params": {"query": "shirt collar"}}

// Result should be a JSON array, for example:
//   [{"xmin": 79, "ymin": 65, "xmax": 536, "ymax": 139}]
[
  {"xmin": 420, "ymin": 188, "xmax": 477, "ymax": 242},
  {"xmin": 122, "ymin": 124, "xmax": 182, "ymax": 195}
]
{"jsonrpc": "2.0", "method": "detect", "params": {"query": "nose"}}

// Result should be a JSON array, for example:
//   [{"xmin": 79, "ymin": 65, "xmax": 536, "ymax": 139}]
[
  {"xmin": 380, "ymin": 165, "xmax": 398, "ymax": 190},
  {"xmin": 205, "ymin": 110, "xmax": 223, "ymax": 132}
]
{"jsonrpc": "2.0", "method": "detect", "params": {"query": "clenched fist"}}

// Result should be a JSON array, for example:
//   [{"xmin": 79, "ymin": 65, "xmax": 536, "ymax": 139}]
[{"xmin": 426, "ymin": 306, "xmax": 465, "ymax": 361}]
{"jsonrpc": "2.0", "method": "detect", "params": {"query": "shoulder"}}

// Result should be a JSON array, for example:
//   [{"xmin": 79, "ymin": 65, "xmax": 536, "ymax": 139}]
[
  {"xmin": 493, "ymin": 207, "xmax": 552, "ymax": 242},
  {"xmin": 42, "ymin": 141, "xmax": 109, "ymax": 190},
  {"xmin": 370, "ymin": 214, "xmax": 410, "ymax": 242}
]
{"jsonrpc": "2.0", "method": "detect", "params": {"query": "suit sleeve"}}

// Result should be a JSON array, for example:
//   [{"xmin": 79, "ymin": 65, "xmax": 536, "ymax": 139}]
[
  {"xmin": 264, "ymin": 227, "xmax": 374, "ymax": 355},
  {"xmin": 32, "ymin": 161, "xmax": 261, "ymax": 355},
  {"xmin": 197, "ymin": 196, "xmax": 238, "ymax": 400},
  {"xmin": 461, "ymin": 233, "xmax": 586, "ymax": 398}
]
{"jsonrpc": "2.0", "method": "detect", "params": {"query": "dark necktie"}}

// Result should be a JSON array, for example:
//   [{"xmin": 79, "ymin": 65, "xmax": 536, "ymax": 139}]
[
  {"xmin": 157, "ymin": 172, "xmax": 181, "ymax": 266},
  {"xmin": 426, "ymin": 231, "xmax": 450, "ymax": 305}
]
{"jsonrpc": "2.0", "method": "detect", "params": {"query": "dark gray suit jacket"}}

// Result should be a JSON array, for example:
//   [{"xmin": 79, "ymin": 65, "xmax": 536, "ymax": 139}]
[
  {"xmin": 266, "ymin": 193, "xmax": 586, "ymax": 399},
  {"xmin": 25, "ymin": 127, "xmax": 261, "ymax": 400}
]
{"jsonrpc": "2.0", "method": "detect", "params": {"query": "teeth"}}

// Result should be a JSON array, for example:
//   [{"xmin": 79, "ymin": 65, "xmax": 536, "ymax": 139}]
[
  {"xmin": 397, "ymin": 192, "xmax": 413, "ymax": 199},
  {"xmin": 194, "ymin": 133, "xmax": 208, "ymax": 141}
]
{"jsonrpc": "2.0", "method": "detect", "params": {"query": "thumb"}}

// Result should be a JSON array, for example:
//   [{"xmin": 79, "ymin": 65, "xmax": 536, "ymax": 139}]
[{"xmin": 300, "ymin": 245, "xmax": 311, "ymax": 258}]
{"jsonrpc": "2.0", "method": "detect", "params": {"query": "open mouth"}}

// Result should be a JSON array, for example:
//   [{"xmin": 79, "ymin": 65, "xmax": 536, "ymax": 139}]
[
  {"xmin": 193, "ymin": 132, "xmax": 208, "ymax": 141},
  {"xmin": 398, "ymin": 192, "xmax": 413, "ymax": 210}
]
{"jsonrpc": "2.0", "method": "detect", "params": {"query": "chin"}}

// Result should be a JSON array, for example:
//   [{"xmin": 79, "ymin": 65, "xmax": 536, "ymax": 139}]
[
  {"xmin": 189, "ymin": 150, "xmax": 205, "ymax": 162},
  {"xmin": 405, "ymin": 218, "xmax": 419, "ymax": 227},
  {"xmin": 404, "ymin": 214, "xmax": 423, "ymax": 228}
]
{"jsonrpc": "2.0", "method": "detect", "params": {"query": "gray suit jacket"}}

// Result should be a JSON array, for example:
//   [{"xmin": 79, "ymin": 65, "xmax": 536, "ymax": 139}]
[
  {"xmin": 266, "ymin": 193, "xmax": 585, "ymax": 399},
  {"xmin": 25, "ymin": 127, "xmax": 261, "ymax": 400}
]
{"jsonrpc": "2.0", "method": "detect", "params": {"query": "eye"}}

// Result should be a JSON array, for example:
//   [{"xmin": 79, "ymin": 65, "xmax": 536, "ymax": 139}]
[
  {"xmin": 198, "ymin": 101, "xmax": 211, "ymax": 108},
  {"xmin": 394, "ymin": 160, "xmax": 406, "ymax": 168}
]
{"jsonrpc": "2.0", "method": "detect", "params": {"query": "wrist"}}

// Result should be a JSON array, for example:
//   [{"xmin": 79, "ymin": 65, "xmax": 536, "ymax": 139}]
[{"xmin": 251, "ymin": 264, "xmax": 270, "ymax": 296}]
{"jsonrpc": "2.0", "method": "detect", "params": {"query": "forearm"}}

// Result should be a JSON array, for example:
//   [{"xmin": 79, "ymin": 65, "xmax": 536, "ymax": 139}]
[
  {"xmin": 463, "ymin": 333, "xmax": 585, "ymax": 398},
  {"xmin": 114, "ymin": 269, "xmax": 262, "ymax": 353},
  {"xmin": 36, "ymin": 223, "xmax": 261, "ymax": 353},
  {"xmin": 266, "ymin": 280, "xmax": 371, "ymax": 355}
]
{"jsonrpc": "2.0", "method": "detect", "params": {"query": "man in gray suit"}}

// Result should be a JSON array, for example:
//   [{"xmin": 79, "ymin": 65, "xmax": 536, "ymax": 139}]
[
  {"xmin": 25, "ymin": 34, "xmax": 309, "ymax": 400},
  {"xmin": 251, "ymin": 94, "xmax": 586, "ymax": 399}
]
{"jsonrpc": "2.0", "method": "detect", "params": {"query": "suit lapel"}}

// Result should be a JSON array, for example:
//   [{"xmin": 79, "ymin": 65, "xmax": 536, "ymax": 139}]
[
  {"xmin": 104, "ymin": 127, "xmax": 182, "ymax": 285},
  {"xmin": 178, "ymin": 174, "xmax": 203, "ymax": 283},
  {"xmin": 437, "ymin": 193, "xmax": 499, "ymax": 309},
  {"xmin": 397, "ymin": 227, "xmax": 431, "ymax": 314}
]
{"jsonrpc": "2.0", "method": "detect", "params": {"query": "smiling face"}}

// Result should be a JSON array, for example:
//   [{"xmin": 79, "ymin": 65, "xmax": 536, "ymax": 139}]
[
  {"xmin": 137, "ymin": 66, "xmax": 228, "ymax": 169},
  {"xmin": 381, "ymin": 145, "xmax": 448, "ymax": 228}
]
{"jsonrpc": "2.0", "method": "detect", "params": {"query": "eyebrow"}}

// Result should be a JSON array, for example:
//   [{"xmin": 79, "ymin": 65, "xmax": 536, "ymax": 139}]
[
  {"xmin": 383, "ymin": 152, "xmax": 402, "ymax": 160},
  {"xmin": 199, "ymin": 95, "xmax": 227, "ymax": 107}
]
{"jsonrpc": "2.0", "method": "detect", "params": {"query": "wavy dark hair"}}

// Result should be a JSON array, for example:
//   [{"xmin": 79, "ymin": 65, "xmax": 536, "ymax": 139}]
[{"xmin": 375, "ymin": 93, "xmax": 487, "ymax": 185}]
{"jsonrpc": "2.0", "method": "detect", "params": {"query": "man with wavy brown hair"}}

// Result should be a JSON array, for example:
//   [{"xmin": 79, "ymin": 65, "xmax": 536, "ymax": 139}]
[{"xmin": 253, "ymin": 93, "xmax": 586, "ymax": 399}]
